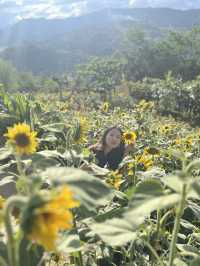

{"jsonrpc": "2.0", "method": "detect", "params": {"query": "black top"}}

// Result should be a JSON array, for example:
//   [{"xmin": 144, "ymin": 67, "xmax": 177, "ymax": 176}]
[{"xmin": 93, "ymin": 146, "xmax": 125, "ymax": 170}]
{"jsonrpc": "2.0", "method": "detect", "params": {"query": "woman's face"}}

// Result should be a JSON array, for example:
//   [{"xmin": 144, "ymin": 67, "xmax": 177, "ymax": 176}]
[{"xmin": 105, "ymin": 128, "xmax": 122, "ymax": 149}]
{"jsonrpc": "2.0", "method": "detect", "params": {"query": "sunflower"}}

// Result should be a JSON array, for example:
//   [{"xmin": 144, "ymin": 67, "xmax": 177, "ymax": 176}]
[
  {"xmin": 59, "ymin": 103, "xmax": 68, "ymax": 112},
  {"xmin": 24, "ymin": 186, "xmax": 79, "ymax": 251},
  {"xmin": 185, "ymin": 136, "xmax": 193, "ymax": 146},
  {"xmin": 159, "ymin": 124, "xmax": 175, "ymax": 135},
  {"xmin": 0, "ymin": 196, "xmax": 5, "ymax": 225},
  {"xmin": 123, "ymin": 131, "xmax": 137, "ymax": 145},
  {"xmin": 173, "ymin": 136, "xmax": 193, "ymax": 151},
  {"xmin": 144, "ymin": 147, "xmax": 160, "ymax": 156},
  {"xmin": 127, "ymin": 162, "xmax": 135, "ymax": 176},
  {"xmin": 174, "ymin": 138, "xmax": 182, "ymax": 145},
  {"xmin": 5, "ymin": 123, "xmax": 38, "ymax": 155},
  {"xmin": 101, "ymin": 102, "xmax": 109, "ymax": 113},
  {"xmin": 137, "ymin": 100, "xmax": 154, "ymax": 111},
  {"xmin": 136, "ymin": 154, "xmax": 153, "ymax": 171},
  {"xmin": 0, "ymin": 195, "xmax": 5, "ymax": 210},
  {"xmin": 72, "ymin": 117, "xmax": 89, "ymax": 144},
  {"xmin": 107, "ymin": 171, "xmax": 122, "ymax": 190}
]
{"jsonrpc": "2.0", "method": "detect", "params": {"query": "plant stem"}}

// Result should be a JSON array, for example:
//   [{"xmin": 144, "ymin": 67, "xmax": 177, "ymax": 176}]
[
  {"xmin": 4, "ymin": 196, "xmax": 26, "ymax": 266},
  {"xmin": 15, "ymin": 154, "xmax": 30, "ymax": 195},
  {"xmin": 160, "ymin": 209, "xmax": 174, "ymax": 228},
  {"xmin": 168, "ymin": 184, "xmax": 187, "ymax": 266},
  {"xmin": 72, "ymin": 216, "xmax": 83, "ymax": 266},
  {"xmin": 156, "ymin": 209, "xmax": 161, "ymax": 238},
  {"xmin": 0, "ymin": 256, "xmax": 8, "ymax": 266},
  {"xmin": 129, "ymin": 240, "xmax": 135, "ymax": 262},
  {"xmin": 143, "ymin": 239, "xmax": 164, "ymax": 266},
  {"xmin": 69, "ymin": 149, "xmax": 77, "ymax": 166},
  {"xmin": 78, "ymin": 251, "xmax": 84, "ymax": 266}
]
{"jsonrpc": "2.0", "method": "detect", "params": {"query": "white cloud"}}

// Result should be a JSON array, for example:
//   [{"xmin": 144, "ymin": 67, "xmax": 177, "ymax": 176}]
[
  {"xmin": 1, "ymin": 0, "xmax": 200, "ymax": 26},
  {"xmin": 0, "ymin": 0, "xmax": 88, "ymax": 21},
  {"xmin": 16, "ymin": 1, "xmax": 88, "ymax": 19},
  {"xmin": 16, "ymin": 0, "xmax": 23, "ymax": 5},
  {"xmin": 58, "ymin": 1, "xmax": 87, "ymax": 18},
  {"xmin": 0, "ymin": 0, "xmax": 23, "ymax": 4},
  {"xmin": 129, "ymin": 0, "xmax": 200, "ymax": 9}
]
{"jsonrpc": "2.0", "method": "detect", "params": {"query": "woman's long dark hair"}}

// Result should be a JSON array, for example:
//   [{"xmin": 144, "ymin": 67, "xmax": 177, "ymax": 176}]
[
  {"xmin": 101, "ymin": 126, "xmax": 125, "ymax": 153},
  {"xmin": 89, "ymin": 126, "xmax": 125, "ymax": 170}
]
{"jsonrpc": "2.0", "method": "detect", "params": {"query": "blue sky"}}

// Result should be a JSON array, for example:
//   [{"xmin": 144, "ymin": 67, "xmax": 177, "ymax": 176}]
[{"xmin": 1, "ymin": 0, "xmax": 200, "ymax": 24}]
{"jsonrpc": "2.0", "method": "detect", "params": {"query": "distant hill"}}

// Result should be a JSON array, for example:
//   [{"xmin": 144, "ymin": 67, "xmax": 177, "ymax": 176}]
[{"xmin": 1, "ymin": 8, "xmax": 200, "ymax": 74}]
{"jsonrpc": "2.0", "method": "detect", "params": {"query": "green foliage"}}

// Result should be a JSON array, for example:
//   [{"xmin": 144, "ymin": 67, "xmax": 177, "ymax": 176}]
[
  {"xmin": 42, "ymin": 167, "xmax": 112, "ymax": 210},
  {"xmin": 0, "ymin": 59, "xmax": 19, "ymax": 89},
  {"xmin": 3, "ymin": 8, "xmax": 200, "ymax": 76},
  {"xmin": 127, "ymin": 74, "xmax": 200, "ymax": 125},
  {"xmin": 76, "ymin": 57, "xmax": 125, "ymax": 92},
  {"xmin": 0, "ymin": 89, "xmax": 31, "ymax": 122},
  {"xmin": 121, "ymin": 28, "xmax": 154, "ymax": 80},
  {"xmin": 18, "ymin": 72, "xmax": 38, "ymax": 91},
  {"xmin": 0, "ymin": 58, "xmax": 42, "ymax": 91},
  {"xmin": 19, "ymin": 238, "xmax": 44, "ymax": 266},
  {"xmin": 121, "ymin": 27, "xmax": 200, "ymax": 81}
]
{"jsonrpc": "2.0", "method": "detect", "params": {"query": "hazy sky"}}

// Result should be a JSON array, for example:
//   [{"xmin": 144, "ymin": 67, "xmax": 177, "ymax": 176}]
[{"xmin": 0, "ymin": 0, "xmax": 200, "ymax": 23}]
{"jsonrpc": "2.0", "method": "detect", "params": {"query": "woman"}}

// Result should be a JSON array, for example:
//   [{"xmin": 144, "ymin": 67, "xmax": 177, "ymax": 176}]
[{"xmin": 89, "ymin": 126, "xmax": 134, "ymax": 170}]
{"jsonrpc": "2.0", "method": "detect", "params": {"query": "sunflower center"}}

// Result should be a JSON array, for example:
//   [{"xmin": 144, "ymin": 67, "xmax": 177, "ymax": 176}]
[
  {"xmin": 126, "ymin": 134, "xmax": 133, "ymax": 139},
  {"xmin": 148, "ymin": 147, "xmax": 159, "ymax": 155},
  {"xmin": 15, "ymin": 133, "xmax": 30, "ymax": 147},
  {"xmin": 42, "ymin": 212, "xmax": 52, "ymax": 221}
]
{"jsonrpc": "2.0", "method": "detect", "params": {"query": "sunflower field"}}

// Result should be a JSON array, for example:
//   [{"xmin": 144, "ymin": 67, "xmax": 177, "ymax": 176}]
[{"xmin": 1, "ymin": 78, "xmax": 200, "ymax": 266}]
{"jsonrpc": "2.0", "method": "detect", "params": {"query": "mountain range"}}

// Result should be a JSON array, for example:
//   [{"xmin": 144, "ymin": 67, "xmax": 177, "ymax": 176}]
[{"xmin": 1, "ymin": 7, "xmax": 200, "ymax": 74}]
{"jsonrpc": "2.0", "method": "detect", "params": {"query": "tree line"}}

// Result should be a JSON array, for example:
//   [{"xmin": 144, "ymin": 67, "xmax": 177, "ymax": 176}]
[{"xmin": 1, "ymin": 26, "xmax": 200, "ymax": 91}]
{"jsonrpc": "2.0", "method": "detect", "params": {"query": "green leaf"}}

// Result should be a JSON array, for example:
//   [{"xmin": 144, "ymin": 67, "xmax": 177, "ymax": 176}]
[
  {"xmin": 169, "ymin": 149, "xmax": 185, "ymax": 161},
  {"xmin": 35, "ymin": 150, "xmax": 63, "ymax": 158},
  {"xmin": 42, "ymin": 167, "xmax": 112, "ymax": 210},
  {"xmin": 0, "ymin": 147, "xmax": 12, "ymax": 161},
  {"xmin": 187, "ymin": 201, "xmax": 200, "ymax": 220},
  {"xmin": 125, "ymin": 185, "xmax": 136, "ymax": 200},
  {"xmin": 138, "ymin": 167, "xmax": 165, "ymax": 180},
  {"xmin": 163, "ymin": 175, "xmax": 199, "ymax": 199},
  {"xmin": 185, "ymin": 159, "xmax": 200, "ymax": 174},
  {"xmin": 190, "ymin": 257, "xmax": 200, "ymax": 266},
  {"xmin": 40, "ymin": 123, "xmax": 66, "ymax": 133},
  {"xmin": 163, "ymin": 175, "xmax": 184, "ymax": 193},
  {"xmin": 41, "ymin": 133, "xmax": 57, "ymax": 142},
  {"xmin": 86, "ymin": 207, "xmax": 125, "ymax": 223},
  {"xmin": 0, "ymin": 241, "xmax": 8, "ymax": 264},
  {"xmin": 58, "ymin": 229, "xmax": 82, "ymax": 254},
  {"xmin": 19, "ymin": 238, "xmax": 44, "ymax": 266},
  {"xmin": 88, "ymin": 218, "xmax": 137, "ymax": 246},
  {"xmin": 31, "ymin": 151, "xmax": 61, "ymax": 169},
  {"xmin": 173, "ymin": 258, "xmax": 187, "ymax": 266},
  {"xmin": 0, "ymin": 175, "xmax": 16, "ymax": 197},
  {"xmin": 126, "ymin": 193, "xmax": 180, "ymax": 223},
  {"xmin": 135, "ymin": 178, "xmax": 164, "ymax": 196},
  {"xmin": 88, "ymin": 193, "xmax": 180, "ymax": 246},
  {"xmin": 180, "ymin": 219, "xmax": 197, "ymax": 231},
  {"xmin": 82, "ymin": 148, "xmax": 91, "ymax": 157},
  {"xmin": 83, "ymin": 163, "xmax": 110, "ymax": 177},
  {"xmin": 176, "ymin": 244, "xmax": 200, "ymax": 257},
  {"xmin": 0, "ymin": 176, "xmax": 15, "ymax": 187},
  {"xmin": 191, "ymin": 181, "xmax": 200, "ymax": 197},
  {"xmin": 191, "ymin": 233, "xmax": 200, "ymax": 243},
  {"xmin": 113, "ymin": 191, "xmax": 128, "ymax": 206}
]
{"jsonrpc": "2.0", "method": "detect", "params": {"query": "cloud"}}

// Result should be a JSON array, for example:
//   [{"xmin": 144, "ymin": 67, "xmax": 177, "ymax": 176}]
[
  {"xmin": 1, "ymin": 0, "xmax": 200, "ymax": 27},
  {"xmin": 0, "ymin": 0, "xmax": 89, "ymax": 23},
  {"xmin": 129, "ymin": 0, "xmax": 200, "ymax": 9}
]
